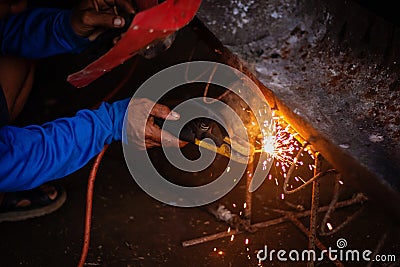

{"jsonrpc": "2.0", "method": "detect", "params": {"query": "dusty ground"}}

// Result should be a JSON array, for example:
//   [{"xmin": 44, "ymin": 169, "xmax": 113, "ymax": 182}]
[{"xmin": 0, "ymin": 17, "xmax": 399, "ymax": 267}]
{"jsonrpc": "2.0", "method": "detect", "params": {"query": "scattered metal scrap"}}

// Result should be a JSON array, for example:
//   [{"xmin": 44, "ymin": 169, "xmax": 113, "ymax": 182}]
[{"xmin": 182, "ymin": 123, "xmax": 369, "ymax": 267}]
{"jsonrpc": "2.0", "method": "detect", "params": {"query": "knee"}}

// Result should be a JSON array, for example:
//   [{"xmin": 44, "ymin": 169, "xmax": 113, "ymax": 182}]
[{"xmin": 0, "ymin": 55, "xmax": 35, "ymax": 120}]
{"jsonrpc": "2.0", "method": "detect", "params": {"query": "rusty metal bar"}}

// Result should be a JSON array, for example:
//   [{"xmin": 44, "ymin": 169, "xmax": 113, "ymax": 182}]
[
  {"xmin": 283, "ymin": 143, "xmax": 337, "ymax": 195},
  {"xmin": 285, "ymin": 212, "xmax": 345, "ymax": 267},
  {"xmin": 307, "ymin": 152, "xmax": 321, "ymax": 267},
  {"xmin": 319, "ymin": 173, "xmax": 366, "ymax": 236},
  {"xmin": 182, "ymin": 193, "xmax": 367, "ymax": 247},
  {"xmin": 244, "ymin": 154, "xmax": 254, "ymax": 222},
  {"xmin": 319, "ymin": 173, "xmax": 341, "ymax": 236}
]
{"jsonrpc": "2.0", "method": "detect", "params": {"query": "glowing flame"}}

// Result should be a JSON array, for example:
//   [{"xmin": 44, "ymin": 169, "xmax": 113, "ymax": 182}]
[
  {"xmin": 261, "ymin": 134, "xmax": 276, "ymax": 155},
  {"xmin": 256, "ymin": 115, "xmax": 301, "ymax": 171}
]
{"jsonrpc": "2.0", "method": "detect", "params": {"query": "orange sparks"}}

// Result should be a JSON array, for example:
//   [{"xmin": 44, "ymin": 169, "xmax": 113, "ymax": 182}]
[{"xmin": 259, "ymin": 119, "xmax": 301, "ymax": 170}]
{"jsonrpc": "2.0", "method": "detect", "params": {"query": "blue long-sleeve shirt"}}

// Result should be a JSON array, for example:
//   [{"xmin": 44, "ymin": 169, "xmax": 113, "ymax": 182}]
[
  {"xmin": 0, "ymin": 99, "xmax": 129, "ymax": 191},
  {"xmin": 0, "ymin": 8, "xmax": 129, "ymax": 191},
  {"xmin": 0, "ymin": 8, "xmax": 90, "ymax": 57}
]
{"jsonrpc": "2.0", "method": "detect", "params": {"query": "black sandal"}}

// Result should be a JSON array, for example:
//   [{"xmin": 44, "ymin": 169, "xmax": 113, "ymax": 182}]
[{"xmin": 0, "ymin": 183, "xmax": 67, "ymax": 223}]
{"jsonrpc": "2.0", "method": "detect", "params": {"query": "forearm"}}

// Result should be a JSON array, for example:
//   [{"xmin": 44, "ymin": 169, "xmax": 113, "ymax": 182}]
[
  {"xmin": 0, "ymin": 8, "xmax": 90, "ymax": 58},
  {"xmin": 0, "ymin": 98, "xmax": 129, "ymax": 192}
]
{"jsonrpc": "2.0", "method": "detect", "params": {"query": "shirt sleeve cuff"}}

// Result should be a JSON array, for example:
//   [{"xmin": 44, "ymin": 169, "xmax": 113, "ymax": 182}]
[{"xmin": 106, "ymin": 98, "xmax": 130, "ymax": 142}]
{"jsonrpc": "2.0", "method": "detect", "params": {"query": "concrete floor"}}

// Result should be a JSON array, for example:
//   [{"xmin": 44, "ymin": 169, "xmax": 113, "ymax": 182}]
[{"xmin": 0, "ymin": 18, "xmax": 399, "ymax": 267}]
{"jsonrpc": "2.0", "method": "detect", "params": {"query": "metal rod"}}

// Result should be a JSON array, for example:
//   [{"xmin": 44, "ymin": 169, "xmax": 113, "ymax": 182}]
[
  {"xmin": 319, "ymin": 173, "xmax": 341, "ymax": 236},
  {"xmin": 181, "ymin": 193, "xmax": 367, "ymax": 247},
  {"xmin": 254, "ymin": 193, "xmax": 367, "ymax": 228},
  {"xmin": 319, "ymin": 173, "xmax": 366, "ymax": 236},
  {"xmin": 283, "ymin": 142, "xmax": 337, "ymax": 195},
  {"xmin": 307, "ymin": 152, "xmax": 321, "ymax": 267},
  {"xmin": 244, "ymin": 154, "xmax": 254, "ymax": 222},
  {"xmin": 181, "ymin": 217, "xmax": 283, "ymax": 247},
  {"xmin": 285, "ymin": 212, "xmax": 345, "ymax": 267}
]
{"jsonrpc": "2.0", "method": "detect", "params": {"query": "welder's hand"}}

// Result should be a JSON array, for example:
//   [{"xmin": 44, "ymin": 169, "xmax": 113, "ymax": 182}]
[
  {"xmin": 70, "ymin": 0, "xmax": 135, "ymax": 41},
  {"xmin": 127, "ymin": 98, "xmax": 188, "ymax": 150}
]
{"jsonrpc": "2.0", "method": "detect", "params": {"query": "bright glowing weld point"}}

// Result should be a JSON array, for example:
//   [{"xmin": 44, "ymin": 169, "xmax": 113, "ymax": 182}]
[{"xmin": 255, "ymin": 115, "xmax": 306, "ymax": 193}]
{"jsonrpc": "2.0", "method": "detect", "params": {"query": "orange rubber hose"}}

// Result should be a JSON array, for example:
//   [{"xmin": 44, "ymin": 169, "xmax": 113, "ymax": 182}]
[
  {"xmin": 77, "ymin": 57, "xmax": 138, "ymax": 267},
  {"xmin": 77, "ymin": 144, "xmax": 109, "ymax": 267}
]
